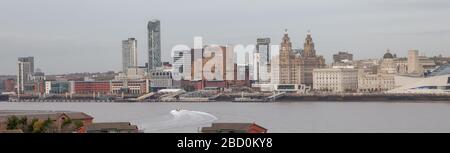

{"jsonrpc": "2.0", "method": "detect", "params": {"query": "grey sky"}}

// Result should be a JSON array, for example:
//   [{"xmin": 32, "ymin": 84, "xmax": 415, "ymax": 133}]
[{"xmin": 1, "ymin": 0, "xmax": 449, "ymax": 75}]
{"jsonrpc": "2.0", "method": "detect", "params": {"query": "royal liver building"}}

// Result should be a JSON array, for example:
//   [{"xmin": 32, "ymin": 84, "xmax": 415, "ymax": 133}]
[
  {"xmin": 147, "ymin": 19, "xmax": 162, "ymax": 71},
  {"xmin": 275, "ymin": 30, "xmax": 326, "ymax": 86}
]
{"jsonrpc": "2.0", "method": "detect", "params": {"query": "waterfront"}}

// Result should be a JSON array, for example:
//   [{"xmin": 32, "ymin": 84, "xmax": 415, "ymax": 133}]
[{"xmin": 2, "ymin": 101, "xmax": 450, "ymax": 132}]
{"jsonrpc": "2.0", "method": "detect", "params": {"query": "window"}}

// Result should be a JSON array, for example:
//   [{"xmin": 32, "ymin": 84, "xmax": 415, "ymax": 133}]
[{"xmin": 448, "ymin": 77, "xmax": 450, "ymax": 84}]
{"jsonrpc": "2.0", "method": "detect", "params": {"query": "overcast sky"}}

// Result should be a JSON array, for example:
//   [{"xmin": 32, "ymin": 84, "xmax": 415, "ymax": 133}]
[{"xmin": 1, "ymin": 0, "xmax": 450, "ymax": 75}]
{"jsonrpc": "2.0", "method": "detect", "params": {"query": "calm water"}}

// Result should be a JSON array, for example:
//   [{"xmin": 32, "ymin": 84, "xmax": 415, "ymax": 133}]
[{"xmin": 1, "ymin": 101, "xmax": 450, "ymax": 133}]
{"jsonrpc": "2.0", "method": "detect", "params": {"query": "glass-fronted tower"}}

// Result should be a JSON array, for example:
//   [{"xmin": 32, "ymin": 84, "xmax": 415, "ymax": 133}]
[
  {"xmin": 147, "ymin": 19, "xmax": 161, "ymax": 72},
  {"xmin": 17, "ymin": 56, "xmax": 34, "ymax": 93}
]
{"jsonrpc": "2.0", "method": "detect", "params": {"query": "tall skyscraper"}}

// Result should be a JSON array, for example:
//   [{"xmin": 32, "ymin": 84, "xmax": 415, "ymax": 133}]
[
  {"xmin": 255, "ymin": 38, "xmax": 271, "ymax": 83},
  {"xmin": 256, "ymin": 38, "xmax": 271, "ymax": 64},
  {"xmin": 148, "ymin": 19, "xmax": 161, "ymax": 72},
  {"xmin": 17, "ymin": 56, "xmax": 34, "ymax": 93},
  {"xmin": 122, "ymin": 38, "xmax": 138, "ymax": 74}
]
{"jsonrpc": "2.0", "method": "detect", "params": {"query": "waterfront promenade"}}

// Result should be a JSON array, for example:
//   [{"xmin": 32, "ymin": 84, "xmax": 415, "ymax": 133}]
[{"xmin": 4, "ymin": 92, "xmax": 450, "ymax": 102}]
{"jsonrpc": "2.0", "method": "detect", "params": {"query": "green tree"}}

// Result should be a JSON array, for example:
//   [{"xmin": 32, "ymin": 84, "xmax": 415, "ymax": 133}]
[
  {"xmin": 74, "ymin": 120, "xmax": 84, "ymax": 129},
  {"xmin": 27, "ymin": 119, "xmax": 39, "ymax": 133},
  {"xmin": 6, "ymin": 116, "xmax": 19, "ymax": 130}
]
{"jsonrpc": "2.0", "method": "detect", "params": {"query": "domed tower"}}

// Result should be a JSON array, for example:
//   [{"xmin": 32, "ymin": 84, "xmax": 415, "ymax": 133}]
[
  {"xmin": 380, "ymin": 49, "xmax": 397, "ymax": 74},
  {"xmin": 383, "ymin": 49, "xmax": 394, "ymax": 59}
]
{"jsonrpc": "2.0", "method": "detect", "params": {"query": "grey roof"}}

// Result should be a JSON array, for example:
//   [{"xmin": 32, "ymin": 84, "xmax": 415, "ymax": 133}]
[
  {"xmin": 202, "ymin": 123, "xmax": 266, "ymax": 132},
  {"xmin": 85, "ymin": 122, "xmax": 138, "ymax": 131},
  {"xmin": 0, "ymin": 110, "xmax": 93, "ymax": 122},
  {"xmin": 383, "ymin": 52, "xmax": 394, "ymax": 59}
]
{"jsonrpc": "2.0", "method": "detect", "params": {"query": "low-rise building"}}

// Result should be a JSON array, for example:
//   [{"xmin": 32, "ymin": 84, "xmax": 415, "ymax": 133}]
[
  {"xmin": 45, "ymin": 81, "xmax": 72, "ymax": 94},
  {"xmin": 388, "ymin": 74, "xmax": 450, "ymax": 93},
  {"xmin": 0, "ymin": 110, "xmax": 93, "ymax": 133},
  {"xmin": 74, "ymin": 81, "xmax": 110, "ymax": 95},
  {"xmin": 358, "ymin": 73, "xmax": 395, "ymax": 93},
  {"xmin": 111, "ymin": 79, "xmax": 149, "ymax": 95},
  {"xmin": 149, "ymin": 70, "xmax": 180, "ymax": 92},
  {"xmin": 201, "ymin": 123, "xmax": 267, "ymax": 133},
  {"xmin": 3, "ymin": 78, "xmax": 16, "ymax": 92},
  {"xmin": 313, "ymin": 68, "xmax": 358, "ymax": 93},
  {"xmin": 83, "ymin": 122, "xmax": 139, "ymax": 133}
]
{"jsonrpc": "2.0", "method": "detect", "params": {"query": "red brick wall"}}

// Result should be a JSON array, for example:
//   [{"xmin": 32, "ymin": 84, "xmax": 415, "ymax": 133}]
[
  {"xmin": 74, "ymin": 81, "xmax": 110, "ymax": 94},
  {"xmin": 4, "ymin": 79, "xmax": 16, "ymax": 92}
]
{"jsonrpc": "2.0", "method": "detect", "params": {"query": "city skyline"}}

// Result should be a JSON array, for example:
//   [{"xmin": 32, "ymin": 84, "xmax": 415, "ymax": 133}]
[{"xmin": 1, "ymin": 0, "xmax": 450, "ymax": 75}]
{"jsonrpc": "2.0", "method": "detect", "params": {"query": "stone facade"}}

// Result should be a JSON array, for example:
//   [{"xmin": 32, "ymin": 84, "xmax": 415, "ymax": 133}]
[
  {"xmin": 313, "ymin": 68, "xmax": 358, "ymax": 93},
  {"xmin": 276, "ymin": 30, "xmax": 326, "ymax": 86},
  {"xmin": 358, "ymin": 72, "xmax": 395, "ymax": 93}
]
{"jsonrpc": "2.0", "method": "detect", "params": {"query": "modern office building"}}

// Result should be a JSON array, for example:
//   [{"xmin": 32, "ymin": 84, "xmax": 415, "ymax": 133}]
[
  {"xmin": 147, "ymin": 19, "xmax": 161, "ymax": 71},
  {"xmin": 17, "ymin": 57, "xmax": 34, "ymax": 93},
  {"xmin": 388, "ymin": 74, "xmax": 450, "ymax": 93},
  {"xmin": 122, "ymin": 38, "xmax": 138, "ymax": 74},
  {"xmin": 45, "ymin": 81, "xmax": 71, "ymax": 94},
  {"xmin": 255, "ymin": 38, "xmax": 271, "ymax": 83},
  {"xmin": 172, "ymin": 50, "xmax": 191, "ymax": 80},
  {"xmin": 333, "ymin": 51, "xmax": 353, "ymax": 63},
  {"xmin": 149, "ymin": 70, "xmax": 180, "ymax": 92}
]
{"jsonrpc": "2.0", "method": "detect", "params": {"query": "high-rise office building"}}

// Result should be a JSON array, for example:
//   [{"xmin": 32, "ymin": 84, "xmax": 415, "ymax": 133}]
[
  {"xmin": 148, "ymin": 19, "xmax": 161, "ymax": 71},
  {"xmin": 256, "ymin": 38, "xmax": 271, "ymax": 64},
  {"xmin": 17, "ymin": 56, "xmax": 34, "ymax": 93},
  {"xmin": 255, "ymin": 38, "xmax": 271, "ymax": 83},
  {"xmin": 172, "ymin": 50, "xmax": 192, "ymax": 80},
  {"xmin": 122, "ymin": 38, "xmax": 138, "ymax": 74},
  {"xmin": 333, "ymin": 51, "xmax": 353, "ymax": 63}
]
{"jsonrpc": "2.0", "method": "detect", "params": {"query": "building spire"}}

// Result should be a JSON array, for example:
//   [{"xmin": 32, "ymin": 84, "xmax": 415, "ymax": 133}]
[{"xmin": 307, "ymin": 30, "xmax": 311, "ymax": 35}]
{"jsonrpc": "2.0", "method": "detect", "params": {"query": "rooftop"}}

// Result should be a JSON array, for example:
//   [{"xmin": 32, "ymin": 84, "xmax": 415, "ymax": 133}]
[{"xmin": 0, "ymin": 110, "xmax": 93, "ymax": 122}]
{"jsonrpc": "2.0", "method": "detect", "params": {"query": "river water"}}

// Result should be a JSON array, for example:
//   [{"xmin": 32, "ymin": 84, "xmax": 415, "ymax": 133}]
[{"xmin": 1, "ymin": 101, "xmax": 450, "ymax": 133}]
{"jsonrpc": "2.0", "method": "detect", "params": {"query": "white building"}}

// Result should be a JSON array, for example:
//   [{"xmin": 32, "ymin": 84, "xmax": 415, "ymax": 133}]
[
  {"xmin": 313, "ymin": 68, "xmax": 358, "ymax": 93},
  {"xmin": 122, "ymin": 38, "xmax": 138, "ymax": 74},
  {"xmin": 149, "ymin": 69, "xmax": 180, "ymax": 92},
  {"xmin": 114, "ymin": 67, "xmax": 147, "ymax": 80},
  {"xmin": 17, "ymin": 57, "xmax": 34, "ymax": 93},
  {"xmin": 172, "ymin": 50, "xmax": 191, "ymax": 80},
  {"xmin": 388, "ymin": 74, "xmax": 450, "ymax": 93}
]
